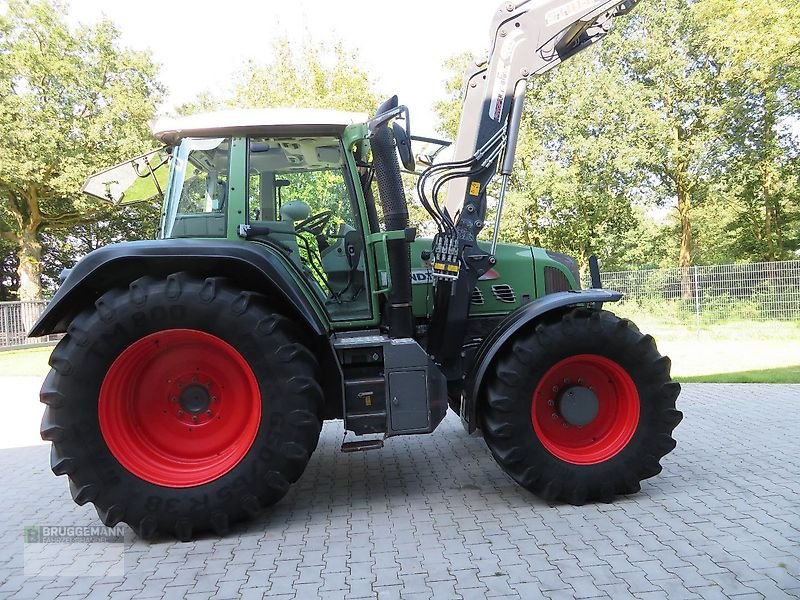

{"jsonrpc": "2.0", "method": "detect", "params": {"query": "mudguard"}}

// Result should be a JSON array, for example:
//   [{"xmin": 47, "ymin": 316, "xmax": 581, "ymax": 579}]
[
  {"xmin": 29, "ymin": 239, "xmax": 328, "ymax": 337},
  {"xmin": 461, "ymin": 288, "xmax": 623, "ymax": 433}
]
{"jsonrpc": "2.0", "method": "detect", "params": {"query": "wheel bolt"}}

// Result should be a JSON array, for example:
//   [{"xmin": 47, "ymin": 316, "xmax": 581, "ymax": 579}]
[
  {"xmin": 562, "ymin": 423, "xmax": 569, "ymax": 428},
  {"xmin": 171, "ymin": 396, "xmax": 178, "ymax": 403},
  {"xmin": 192, "ymin": 415, "xmax": 197, "ymax": 423},
  {"xmin": 206, "ymin": 410, "xmax": 212, "ymax": 416},
  {"xmin": 211, "ymin": 396, "xmax": 217, "ymax": 402},
  {"xmin": 552, "ymin": 385, "xmax": 558, "ymax": 392},
  {"xmin": 177, "ymin": 410, "xmax": 183, "ymax": 416},
  {"xmin": 548, "ymin": 399, "xmax": 554, "ymax": 406},
  {"xmin": 551, "ymin": 413, "xmax": 558, "ymax": 420}
]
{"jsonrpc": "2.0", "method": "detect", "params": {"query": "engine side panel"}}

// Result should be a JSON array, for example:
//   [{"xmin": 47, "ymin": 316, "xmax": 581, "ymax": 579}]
[{"xmin": 408, "ymin": 240, "xmax": 538, "ymax": 318}]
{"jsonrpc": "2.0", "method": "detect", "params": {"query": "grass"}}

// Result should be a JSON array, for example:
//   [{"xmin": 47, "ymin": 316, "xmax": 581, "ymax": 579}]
[
  {"xmin": 677, "ymin": 365, "xmax": 800, "ymax": 384},
  {"xmin": 609, "ymin": 313, "xmax": 800, "ymax": 383},
  {"xmin": 653, "ymin": 337, "xmax": 800, "ymax": 381},
  {"xmin": 0, "ymin": 346, "xmax": 52, "ymax": 377},
  {"xmin": 0, "ymin": 318, "xmax": 798, "ymax": 383}
]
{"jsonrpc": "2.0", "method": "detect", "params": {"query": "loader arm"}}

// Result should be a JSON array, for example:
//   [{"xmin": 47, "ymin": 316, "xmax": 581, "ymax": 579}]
[{"xmin": 424, "ymin": 0, "xmax": 638, "ymax": 374}]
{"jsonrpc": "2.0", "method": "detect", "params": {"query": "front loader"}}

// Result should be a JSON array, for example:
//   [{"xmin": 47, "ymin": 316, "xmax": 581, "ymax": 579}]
[{"xmin": 31, "ymin": 0, "xmax": 681, "ymax": 541}]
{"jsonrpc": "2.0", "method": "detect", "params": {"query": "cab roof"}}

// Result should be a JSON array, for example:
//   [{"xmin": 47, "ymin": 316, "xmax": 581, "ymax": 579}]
[{"xmin": 151, "ymin": 108, "xmax": 368, "ymax": 145}]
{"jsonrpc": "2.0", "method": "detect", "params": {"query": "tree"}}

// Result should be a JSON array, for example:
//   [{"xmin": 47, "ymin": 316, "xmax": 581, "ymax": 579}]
[
  {"xmin": 694, "ymin": 0, "xmax": 800, "ymax": 261},
  {"xmin": 431, "ymin": 4, "xmax": 714, "ymax": 273},
  {"xmin": 0, "ymin": 239, "xmax": 19, "ymax": 300},
  {"xmin": 0, "ymin": 0, "xmax": 162, "ymax": 300},
  {"xmin": 39, "ymin": 202, "xmax": 160, "ymax": 293},
  {"xmin": 432, "ymin": 52, "xmax": 476, "ymax": 139},
  {"xmin": 601, "ymin": 0, "xmax": 724, "ymax": 278},
  {"xmin": 506, "ymin": 53, "xmax": 657, "ymax": 269},
  {"xmin": 230, "ymin": 38, "xmax": 379, "ymax": 113},
  {"xmin": 433, "ymin": 47, "xmax": 661, "ymax": 270}
]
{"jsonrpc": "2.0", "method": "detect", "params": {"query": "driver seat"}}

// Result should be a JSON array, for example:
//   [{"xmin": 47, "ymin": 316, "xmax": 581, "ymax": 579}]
[{"xmin": 252, "ymin": 200, "xmax": 310, "ymax": 269}]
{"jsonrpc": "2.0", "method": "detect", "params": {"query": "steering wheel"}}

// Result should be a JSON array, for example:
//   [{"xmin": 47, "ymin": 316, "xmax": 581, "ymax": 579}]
[{"xmin": 296, "ymin": 210, "xmax": 333, "ymax": 236}]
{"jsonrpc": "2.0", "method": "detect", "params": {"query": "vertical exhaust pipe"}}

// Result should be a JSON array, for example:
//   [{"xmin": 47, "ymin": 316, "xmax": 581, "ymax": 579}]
[{"xmin": 370, "ymin": 97, "xmax": 414, "ymax": 339}]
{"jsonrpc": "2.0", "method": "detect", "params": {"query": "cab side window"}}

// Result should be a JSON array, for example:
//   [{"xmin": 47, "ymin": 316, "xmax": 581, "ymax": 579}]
[{"xmin": 246, "ymin": 136, "xmax": 371, "ymax": 321}]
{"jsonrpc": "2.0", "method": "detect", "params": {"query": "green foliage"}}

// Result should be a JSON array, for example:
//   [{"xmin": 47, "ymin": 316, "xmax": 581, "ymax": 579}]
[
  {"xmin": 0, "ymin": 0, "xmax": 162, "ymax": 299},
  {"xmin": 177, "ymin": 37, "xmax": 380, "ymax": 117},
  {"xmin": 0, "ymin": 239, "xmax": 19, "ymax": 300},
  {"xmin": 432, "ymin": 52, "xmax": 476, "ymax": 139},
  {"xmin": 693, "ymin": 0, "xmax": 800, "ymax": 262},
  {"xmin": 39, "ymin": 202, "xmax": 160, "ymax": 294},
  {"xmin": 232, "ymin": 39, "xmax": 378, "ymax": 113}
]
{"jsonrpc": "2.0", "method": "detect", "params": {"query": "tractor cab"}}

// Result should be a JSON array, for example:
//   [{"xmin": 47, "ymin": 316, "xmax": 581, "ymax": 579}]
[{"xmin": 152, "ymin": 109, "xmax": 375, "ymax": 322}]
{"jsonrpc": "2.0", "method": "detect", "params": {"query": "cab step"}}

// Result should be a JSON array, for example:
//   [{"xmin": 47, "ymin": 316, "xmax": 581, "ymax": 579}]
[{"xmin": 340, "ymin": 439, "xmax": 385, "ymax": 453}]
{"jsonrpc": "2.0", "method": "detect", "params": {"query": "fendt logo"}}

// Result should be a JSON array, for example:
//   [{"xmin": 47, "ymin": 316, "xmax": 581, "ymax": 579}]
[
  {"xmin": 411, "ymin": 270, "xmax": 434, "ymax": 285},
  {"xmin": 380, "ymin": 268, "xmax": 501, "ymax": 287},
  {"xmin": 411, "ymin": 268, "xmax": 500, "ymax": 284}
]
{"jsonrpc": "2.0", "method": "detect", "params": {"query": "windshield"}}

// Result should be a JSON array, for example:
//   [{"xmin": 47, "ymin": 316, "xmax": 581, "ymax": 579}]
[{"xmin": 162, "ymin": 137, "xmax": 230, "ymax": 238}]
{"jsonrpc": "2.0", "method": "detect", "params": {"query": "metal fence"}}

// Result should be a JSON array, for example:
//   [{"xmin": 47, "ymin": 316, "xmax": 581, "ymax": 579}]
[
  {"xmin": 2, "ymin": 260, "xmax": 799, "ymax": 347},
  {"xmin": 586, "ymin": 260, "xmax": 800, "ymax": 326},
  {"xmin": 0, "ymin": 301, "xmax": 59, "ymax": 349}
]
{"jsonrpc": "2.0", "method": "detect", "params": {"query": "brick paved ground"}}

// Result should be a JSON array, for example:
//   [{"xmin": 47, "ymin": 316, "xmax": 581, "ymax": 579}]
[{"xmin": 0, "ymin": 382, "xmax": 798, "ymax": 599}]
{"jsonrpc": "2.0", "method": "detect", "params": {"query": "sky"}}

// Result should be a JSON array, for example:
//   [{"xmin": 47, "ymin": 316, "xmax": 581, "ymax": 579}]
[{"xmin": 65, "ymin": 0, "xmax": 503, "ymax": 135}]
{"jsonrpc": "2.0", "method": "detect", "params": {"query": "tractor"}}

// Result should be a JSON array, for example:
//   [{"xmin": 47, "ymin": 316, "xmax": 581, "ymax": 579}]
[{"xmin": 31, "ymin": 0, "xmax": 681, "ymax": 541}]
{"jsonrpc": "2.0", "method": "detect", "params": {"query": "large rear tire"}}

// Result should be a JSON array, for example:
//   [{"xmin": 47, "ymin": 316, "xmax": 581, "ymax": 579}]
[
  {"xmin": 481, "ymin": 308, "xmax": 682, "ymax": 505},
  {"xmin": 40, "ymin": 273, "xmax": 322, "ymax": 541}
]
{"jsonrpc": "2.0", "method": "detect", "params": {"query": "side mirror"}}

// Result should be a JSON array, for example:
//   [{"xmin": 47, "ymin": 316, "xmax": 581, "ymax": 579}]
[{"xmin": 392, "ymin": 122, "xmax": 415, "ymax": 172}]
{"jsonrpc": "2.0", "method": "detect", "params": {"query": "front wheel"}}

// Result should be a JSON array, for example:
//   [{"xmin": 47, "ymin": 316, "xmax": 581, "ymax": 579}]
[
  {"xmin": 40, "ymin": 273, "xmax": 322, "ymax": 541},
  {"xmin": 481, "ymin": 309, "xmax": 682, "ymax": 505}
]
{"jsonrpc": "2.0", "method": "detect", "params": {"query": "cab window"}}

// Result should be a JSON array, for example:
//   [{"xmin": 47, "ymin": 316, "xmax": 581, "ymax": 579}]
[
  {"xmin": 247, "ymin": 136, "xmax": 370, "ymax": 321},
  {"xmin": 163, "ymin": 138, "xmax": 230, "ymax": 238}
]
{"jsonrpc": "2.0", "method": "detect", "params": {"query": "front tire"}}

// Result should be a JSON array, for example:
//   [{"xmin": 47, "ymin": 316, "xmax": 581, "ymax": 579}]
[
  {"xmin": 481, "ymin": 309, "xmax": 682, "ymax": 505},
  {"xmin": 40, "ymin": 273, "xmax": 322, "ymax": 541}
]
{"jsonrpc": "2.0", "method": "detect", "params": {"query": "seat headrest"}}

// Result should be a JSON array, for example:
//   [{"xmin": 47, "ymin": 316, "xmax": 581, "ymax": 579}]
[{"xmin": 280, "ymin": 200, "xmax": 311, "ymax": 222}]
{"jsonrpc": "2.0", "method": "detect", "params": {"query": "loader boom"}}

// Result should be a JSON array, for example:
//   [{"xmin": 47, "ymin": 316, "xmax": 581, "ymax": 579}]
[{"xmin": 424, "ymin": 0, "xmax": 638, "ymax": 373}]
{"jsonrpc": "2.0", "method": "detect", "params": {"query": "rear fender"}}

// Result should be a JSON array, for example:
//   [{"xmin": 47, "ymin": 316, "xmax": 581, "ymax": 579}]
[
  {"xmin": 30, "ymin": 240, "xmax": 346, "ymax": 419},
  {"xmin": 30, "ymin": 239, "xmax": 328, "ymax": 336},
  {"xmin": 461, "ymin": 289, "xmax": 622, "ymax": 433}
]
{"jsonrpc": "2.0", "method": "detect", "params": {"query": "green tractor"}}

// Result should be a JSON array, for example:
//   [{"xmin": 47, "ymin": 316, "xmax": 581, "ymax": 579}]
[{"xmin": 32, "ymin": 0, "xmax": 681, "ymax": 541}]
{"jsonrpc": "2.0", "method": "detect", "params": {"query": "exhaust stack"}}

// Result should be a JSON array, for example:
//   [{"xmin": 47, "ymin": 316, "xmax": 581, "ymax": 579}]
[{"xmin": 369, "ymin": 96, "xmax": 414, "ymax": 339}]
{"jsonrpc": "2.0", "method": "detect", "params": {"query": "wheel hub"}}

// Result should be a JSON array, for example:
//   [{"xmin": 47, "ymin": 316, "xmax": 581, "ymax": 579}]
[
  {"xmin": 179, "ymin": 383, "xmax": 211, "ymax": 415},
  {"xmin": 98, "ymin": 329, "xmax": 262, "ymax": 488},
  {"xmin": 556, "ymin": 386, "xmax": 599, "ymax": 427},
  {"xmin": 531, "ymin": 354, "xmax": 640, "ymax": 465}
]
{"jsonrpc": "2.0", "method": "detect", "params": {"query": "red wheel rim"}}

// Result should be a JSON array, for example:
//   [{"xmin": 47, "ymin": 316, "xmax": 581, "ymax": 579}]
[
  {"xmin": 98, "ymin": 329, "xmax": 261, "ymax": 487},
  {"xmin": 531, "ymin": 354, "xmax": 639, "ymax": 465}
]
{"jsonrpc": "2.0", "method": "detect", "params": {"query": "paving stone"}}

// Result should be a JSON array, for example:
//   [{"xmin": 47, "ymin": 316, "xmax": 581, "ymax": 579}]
[{"xmin": 1, "ymin": 385, "xmax": 799, "ymax": 600}]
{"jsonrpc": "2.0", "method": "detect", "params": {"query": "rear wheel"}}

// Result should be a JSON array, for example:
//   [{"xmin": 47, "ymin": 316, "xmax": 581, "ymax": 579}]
[
  {"xmin": 40, "ymin": 273, "xmax": 322, "ymax": 541},
  {"xmin": 481, "ymin": 309, "xmax": 682, "ymax": 505}
]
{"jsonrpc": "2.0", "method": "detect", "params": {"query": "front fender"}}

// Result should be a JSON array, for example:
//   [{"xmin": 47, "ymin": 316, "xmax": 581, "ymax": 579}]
[
  {"xmin": 29, "ymin": 239, "xmax": 328, "ymax": 337},
  {"xmin": 462, "ymin": 288, "xmax": 622, "ymax": 432}
]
